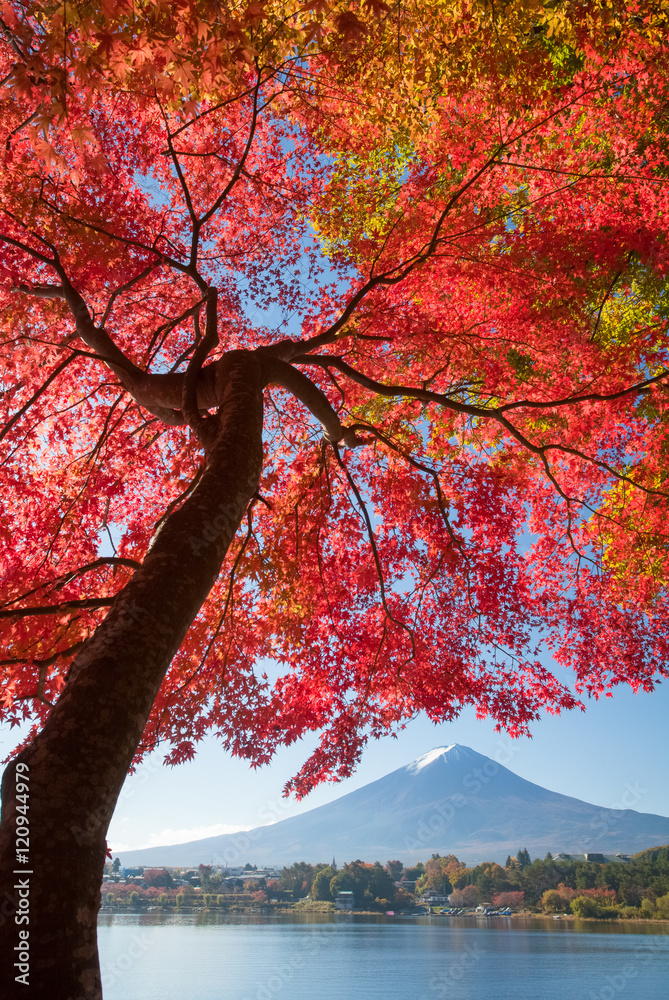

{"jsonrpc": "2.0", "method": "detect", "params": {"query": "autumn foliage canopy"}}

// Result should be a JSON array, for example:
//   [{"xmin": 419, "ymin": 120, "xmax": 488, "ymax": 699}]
[{"xmin": 1, "ymin": 0, "xmax": 669, "ymax": 797}]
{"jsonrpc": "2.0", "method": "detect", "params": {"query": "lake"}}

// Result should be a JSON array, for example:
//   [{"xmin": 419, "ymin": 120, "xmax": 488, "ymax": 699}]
[{"xmin": 97, "ymin": 913, "xmax": 669, "ymax": 1000}]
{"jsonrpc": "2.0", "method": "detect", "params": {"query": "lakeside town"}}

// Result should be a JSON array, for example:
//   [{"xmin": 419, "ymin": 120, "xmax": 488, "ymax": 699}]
[{"xmin": 100, "ymin": 844, "xmax": 669, "ymax": 920}]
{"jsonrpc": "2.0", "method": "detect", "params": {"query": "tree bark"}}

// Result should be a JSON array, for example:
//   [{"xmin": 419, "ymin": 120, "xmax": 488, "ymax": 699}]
[{"xmin": 0, "ymin": 351, "xmax": 264, "ymax": 999}]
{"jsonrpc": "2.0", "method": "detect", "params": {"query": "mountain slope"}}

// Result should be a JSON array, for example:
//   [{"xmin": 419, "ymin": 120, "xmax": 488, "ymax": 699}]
[{"xmin": 116, "ymin": 744, "xmax": 669, "ymax": 867}]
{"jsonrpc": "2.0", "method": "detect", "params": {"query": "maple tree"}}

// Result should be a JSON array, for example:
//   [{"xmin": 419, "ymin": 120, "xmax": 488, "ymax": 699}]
[{"xmin": 1, "ymin": 0, "xmax": 669, "ymax": 996}]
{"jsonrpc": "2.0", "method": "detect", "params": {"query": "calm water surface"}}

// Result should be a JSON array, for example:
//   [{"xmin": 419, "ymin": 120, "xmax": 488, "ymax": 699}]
[{"xmin": 97, "ymin": 913, "xmax": 669, "ymax": 1000}]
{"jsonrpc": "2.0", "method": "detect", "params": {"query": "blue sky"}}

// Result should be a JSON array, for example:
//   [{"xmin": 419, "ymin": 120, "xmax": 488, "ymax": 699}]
[{"xmin": 4, "ymin": 673, "xmax": 661, "ymax": 856}]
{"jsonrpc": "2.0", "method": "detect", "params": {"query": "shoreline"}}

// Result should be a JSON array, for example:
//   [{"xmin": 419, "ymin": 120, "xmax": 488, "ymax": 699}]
[{"xmin": 97, "ymin": 905, "xmax": 669, "ymax": 928}]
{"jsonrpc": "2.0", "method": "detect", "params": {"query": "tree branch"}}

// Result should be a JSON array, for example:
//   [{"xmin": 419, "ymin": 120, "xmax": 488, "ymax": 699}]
[
  {"xmin": 331, "ymin": 443, "xmax": 416, "ymax": 659},
  {"xmin": 0, "ymin": 640, "xmax": 86, "ymax": 669},
  {"xmin": 0, "ymin": 598, "xmax": 114, "ymax": 619},
  {"xmin": 259, "ymin": 356, "xmax": 362, "ymax": 446},
  {"xmin": 12, "ymin": 270, "xmax": 187, "ymax": 426},
  {"xmin": 199, "ymin": 69, "xmax": 263, "ymax": 228},
  {"xmin": 295, "ymin": 353, "xmax": 669, "ymax": 422},
  {"xmin": 182, "ymin": 288, "xmax": 219, "ymax": 447},
  {"xmin": 101, "ymin": 264, "xmax": 158, "ymax": 327},
  {"xmin": 0, "ymin": 354, "xmax": 78, "ymax": 442},
  {"xmin": 0, "ymin": 558, "xmax": 140, "ymax": 610}
]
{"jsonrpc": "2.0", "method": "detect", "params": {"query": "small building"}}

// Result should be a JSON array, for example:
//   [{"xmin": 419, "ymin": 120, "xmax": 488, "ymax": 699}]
[
  {"xmin": 122, "ymin": 867, "xmax": 144, "ymax": 879},
  {"xmin": 335, "ymin": 891, "xmax": 355, "ymax": 910}
]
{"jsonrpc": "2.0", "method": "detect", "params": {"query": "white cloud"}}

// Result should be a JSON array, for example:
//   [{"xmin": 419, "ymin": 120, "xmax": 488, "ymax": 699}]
[{"xmin": 108, "ymin": 822, "xmax": 253, "ymax": 853}]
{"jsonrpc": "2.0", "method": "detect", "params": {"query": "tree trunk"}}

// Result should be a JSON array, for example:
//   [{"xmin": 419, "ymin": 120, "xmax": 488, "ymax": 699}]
[{"xmin": 0, "ymin": 352, "xmax": 264, "ymax": 999}]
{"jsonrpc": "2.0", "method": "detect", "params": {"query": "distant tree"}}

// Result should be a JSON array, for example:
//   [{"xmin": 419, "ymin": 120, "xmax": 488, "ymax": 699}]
[
  {"xmin": 619, "ymin": 884, "xmax": 644, "ymax": 908},
  {"xmin": 594, "ymin": 867, "xmax": 610, "ymax": 889},
  {"xmin": 468, "ymin": 862, "xmax": 506, "ymax": 900},
  {"xmin": 517, "ymin": 849, "xmax": 532, "ymax": 870},
  {"xmin": 144, "ymin": 868, "xmax": 173, "ymax": 889},
  {"xmin": 541, "ymin": 889, "xmax": 569, "ymax": 913},
  {"xmin": 280, "ymin": 862, "xmax": 315, "ymax": 899},
  {"xmin": 451, "ymin": 868, "xmax": 475, "ymax": 890},
  {"xmin": 199, "ymin": 865, "xmax": 214, "ymax": 889},
  {"xmin": 463, "ymin": 884, "xmax": 480, "ymax": 906},
  {"xmin": 517, "ymin": 858, "xmax": 557, "ymax": 904},
  {"xmin": 575, "ymin": 865, "xmax": 598, "ymax": 891},
  {"xmin": 417, "ymin": 856, "xmax": 456, "ymax": 897},
  {"xmin": 449, "ymin": 885, "xmax": 479, "ymax": 907},
  {"xmin": 492, "ymin": 891, "xmax": 525, "ymax": 910},
  {"xmin": 504, "ymin": 856, "xmax": 513, "ymax": 870},
  {"xmin": 476, "ymin": 870, "xmax": 494, "ymax": 900},
  {"xmin": 386, "ymin": 860, "xmax": 404, "ymax": 881},
  {"xmin": 311, "ymin": 867, "xmax": 335, "ymax": 901},
  {"xmin": 394, "ymin": 887, "xmax": 415, "ymax": 909},
  {"xmin": 329, "ymin": 870, "xmax": 357, "ymax": 899},
  {"xmin": 632, "ymin": 847, "xmax": 669, "ymax": 864},
  {"xmin": 112, "ymin": 858, "xmax": 121, "ymax": 874},
  {"xmin": 580, "ymin": 888, "xmax": 616, "ymax": 902},
  {"xmin": 368, "ymin": 863, "xmax": 396, "ymax": 904},
  {"xmin": 328, "ymin": 860, "xmax": 395, "ymax": 910},
  {"xmin": 571, "ymin": 896, "xmax": 618, "ymax": 919},
  {"xmin": 403, "ymin": 864, "xmax": 426, "ymax": 882}
]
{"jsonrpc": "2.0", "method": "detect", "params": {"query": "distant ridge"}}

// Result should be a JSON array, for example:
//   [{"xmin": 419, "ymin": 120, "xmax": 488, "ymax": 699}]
[
  {"xmin": 631, "ymin": 844, "xmax": 669, "ymax": 862},
  {"xmin": 116, "ymin": 744, "xmax": 669, "ymax": 867}
]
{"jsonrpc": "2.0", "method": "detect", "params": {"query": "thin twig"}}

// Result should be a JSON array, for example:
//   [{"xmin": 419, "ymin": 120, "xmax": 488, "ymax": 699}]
[
  {"xmin": 0, "ymin": 354, "xmax": 78, "ymax": 441},
  {"xmin": 331, "ymin": 443, "xmax": 416, "ymax": 659}
]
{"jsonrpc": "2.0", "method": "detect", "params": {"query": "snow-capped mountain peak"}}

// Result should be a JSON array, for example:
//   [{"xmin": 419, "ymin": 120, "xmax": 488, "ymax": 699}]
[
  {"xmin": 116, "ymin": 743, "xmax": 669, "ymax": 868},
  {"xmin": 410, "ymin": 746, "xmax": 457, "ymax": 771}
]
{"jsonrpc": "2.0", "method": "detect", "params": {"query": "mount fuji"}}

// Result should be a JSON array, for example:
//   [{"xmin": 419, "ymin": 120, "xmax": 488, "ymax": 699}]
[{"xmin": 115, "ymin": 744, "xmax": 669, "ymax": 867}]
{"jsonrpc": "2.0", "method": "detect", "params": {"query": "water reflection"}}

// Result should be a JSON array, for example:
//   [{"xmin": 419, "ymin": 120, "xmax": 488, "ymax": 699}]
[
  {"xmin": 98, "ymin": 912, "xmax": 669, "ymax": 1000},
  {"xmin": 98, "ymin": 910, "xmax": 669, "ymax": 935}
]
